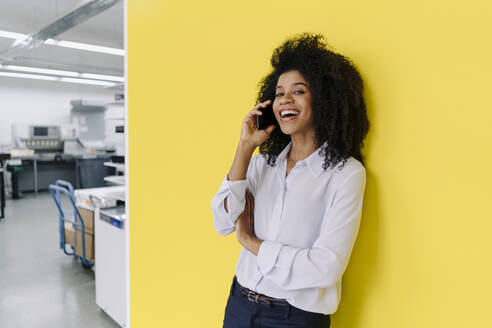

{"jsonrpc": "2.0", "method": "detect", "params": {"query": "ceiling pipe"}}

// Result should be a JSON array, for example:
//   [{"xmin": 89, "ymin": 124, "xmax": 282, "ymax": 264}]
[{"xmin": 0, "ymin": 0, "xmax": 121, "ymax": 62}]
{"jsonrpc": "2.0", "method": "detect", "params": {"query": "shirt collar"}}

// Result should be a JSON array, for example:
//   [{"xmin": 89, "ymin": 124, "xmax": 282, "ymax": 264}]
[{"xmin": 275, "ymin": 141, "xmax": 328, "ymax": 177}]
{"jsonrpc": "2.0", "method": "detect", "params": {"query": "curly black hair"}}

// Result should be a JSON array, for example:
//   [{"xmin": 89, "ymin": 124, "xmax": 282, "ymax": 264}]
[{"xmin": 256, "ymin": 32, "xmax": 369, "ymax": 170}]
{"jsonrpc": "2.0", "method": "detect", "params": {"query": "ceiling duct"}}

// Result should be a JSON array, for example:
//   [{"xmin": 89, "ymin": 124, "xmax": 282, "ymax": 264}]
[{"xmin": 0, "ymin": 0, "xmax": 121, "ymax": 62}]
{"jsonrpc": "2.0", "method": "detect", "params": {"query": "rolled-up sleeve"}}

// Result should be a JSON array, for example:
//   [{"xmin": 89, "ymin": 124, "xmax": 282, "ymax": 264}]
[
  {"xmin": 256, "ymin": 167, "xmax": 366, "ymax": 290},
  {"xmin": 211, "ymin": 155, "xmax": 260, "ymax": 236}
]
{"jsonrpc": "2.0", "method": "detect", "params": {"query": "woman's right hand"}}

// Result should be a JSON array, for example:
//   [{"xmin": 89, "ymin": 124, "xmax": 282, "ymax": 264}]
[
  {"xmin": 240, "ymin": 100, "xmax": 277, "ymax": 148},
  {"xmin": 228, "ymin": 100, "xmax": 277, "ymax": 182}
]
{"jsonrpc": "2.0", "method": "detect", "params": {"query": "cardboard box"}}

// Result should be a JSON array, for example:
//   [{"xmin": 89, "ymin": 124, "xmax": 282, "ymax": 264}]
[
  {"xmin": 76, "ymin": 206, "xmax": 94, "ymax": 234},
  {"xmin": 64, "ymin": 224, "xmax": 94, "ymax": 262}
]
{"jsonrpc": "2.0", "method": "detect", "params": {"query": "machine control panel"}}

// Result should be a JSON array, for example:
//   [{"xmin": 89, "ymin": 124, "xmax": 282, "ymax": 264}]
[
  {"xmin": 24, "ymin": 140, "xmax": 63, "ymax": 149},
  {"xmin": 23, "ymin": 126, "xmax": 63, "ymax": 151},
  {"xmin": 30, "ymin": 125, "xmax": 61, "ymax": 139}
]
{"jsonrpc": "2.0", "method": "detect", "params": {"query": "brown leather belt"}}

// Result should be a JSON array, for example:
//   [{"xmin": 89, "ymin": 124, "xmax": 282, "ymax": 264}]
[{"xmin": 238, "ymin": 285, "xmax": 289, "ymax": 306}]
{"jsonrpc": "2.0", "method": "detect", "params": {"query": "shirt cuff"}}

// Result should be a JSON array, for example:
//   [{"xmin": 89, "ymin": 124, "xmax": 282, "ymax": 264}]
[
  {"xmin": 225, "ymin": 175, "xmax": 248, "ymax": 222},
  {"xmin": 226, "ymin": 174, "xmax": 247, "ymax": 201},
  {"xmin": 257, "ymin": 240, "xmax": 283, "ymax": 274}
]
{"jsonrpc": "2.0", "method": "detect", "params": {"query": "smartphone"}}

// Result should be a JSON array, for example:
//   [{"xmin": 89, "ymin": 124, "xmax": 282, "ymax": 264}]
[{"xmin": 255, "ymin": 103, "xmax": 277, "ymax": 130}]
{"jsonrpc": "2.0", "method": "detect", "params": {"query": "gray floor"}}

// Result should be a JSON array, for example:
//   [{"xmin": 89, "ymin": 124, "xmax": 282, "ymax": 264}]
[{"xmin": 0, "ymin": 191, "xmax": 120, "ymax": 328}]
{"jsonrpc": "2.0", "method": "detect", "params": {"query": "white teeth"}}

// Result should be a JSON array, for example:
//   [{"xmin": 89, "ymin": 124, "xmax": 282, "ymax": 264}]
[{"xmin": 281, "ymin": 110, "xmax": 300, "ymax": 117}]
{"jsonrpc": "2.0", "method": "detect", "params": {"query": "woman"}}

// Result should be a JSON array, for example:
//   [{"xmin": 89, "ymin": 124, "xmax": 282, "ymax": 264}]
[{"xmin": 211, "ymin": 33, "xmax": 369, "ymax": 328}]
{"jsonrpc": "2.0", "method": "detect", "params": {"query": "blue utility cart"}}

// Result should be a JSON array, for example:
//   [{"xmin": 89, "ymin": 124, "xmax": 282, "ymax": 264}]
[{"xmin": 49, "ymin": 180, "xmax": 94, "ymax": 268}]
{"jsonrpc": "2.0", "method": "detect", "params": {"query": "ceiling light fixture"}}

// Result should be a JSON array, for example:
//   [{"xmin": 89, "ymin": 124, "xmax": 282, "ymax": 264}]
[
  {"xmin": 80, "ymin": 73, "xmax": 124, "ymax": 82},
  {"xmin": 0, "ymin": 71, "xmax": 117, "ymax": 87},
  {"xmin": 0, "ymin": 71, "xmax": 58, "ymax": 81},
  {"xmin": 60, "ymin": 77, "xmax": 117, "ymax": 87},
  {"xmin": 1, "ymin": 64, "xmax": 124, "ymax": 82},
  {"xmin": 4, "ymin": 65, "xmax": 80, "ymax": 77},
  {"xmin": 44, "ymin": 39, "xmax": 124, "ymax": 56},
  {"xmin": 0, "ymin": 29, "xmax": 124, "ymax": 56},
  {"xmin": 0, "ymin": 30, "xmax": 27, "ymax": 40}
]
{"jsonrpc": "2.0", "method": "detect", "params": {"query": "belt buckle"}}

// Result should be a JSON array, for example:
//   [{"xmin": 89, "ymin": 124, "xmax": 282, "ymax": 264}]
[
  {"xmin": 247, "ymin": 291, "xmax": 260, "ymax": 303},
  {"xmin": 247, "ymin": 291, "xmax": 270, "ymax": 306}
]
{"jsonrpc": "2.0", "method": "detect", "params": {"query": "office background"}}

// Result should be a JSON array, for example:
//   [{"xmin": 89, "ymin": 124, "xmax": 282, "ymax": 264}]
[{"xmin": 129, "ymin": 0, "xmax": 492, "ymax": 326}]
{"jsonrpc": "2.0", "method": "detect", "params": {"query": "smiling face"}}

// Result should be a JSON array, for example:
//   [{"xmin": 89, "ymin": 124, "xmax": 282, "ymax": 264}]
[{"xmin": 273, "ymin": 70, "xmax": 315, "ymax": 137}]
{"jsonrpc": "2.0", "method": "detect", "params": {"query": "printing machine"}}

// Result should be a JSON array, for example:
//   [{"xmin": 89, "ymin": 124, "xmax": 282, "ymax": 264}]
[
  {"xmin": 23, "ymin": 125, "xmax": 64, "ymax": 157},
  {"xmin": 8, "ymin": 124, "xmax": 111, "ymax": 196}
]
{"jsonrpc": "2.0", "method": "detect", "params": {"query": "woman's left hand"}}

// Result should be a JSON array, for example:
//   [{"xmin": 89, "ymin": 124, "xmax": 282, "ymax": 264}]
[{"xmin": 236, "ymin": 189, "xmax": 263, "ymax": 255}]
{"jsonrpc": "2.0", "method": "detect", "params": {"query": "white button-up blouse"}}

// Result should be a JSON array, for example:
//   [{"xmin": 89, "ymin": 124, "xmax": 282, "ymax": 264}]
[{"xmin": 211, "ymin": 141, "xmax": 366, "ymax": 314}]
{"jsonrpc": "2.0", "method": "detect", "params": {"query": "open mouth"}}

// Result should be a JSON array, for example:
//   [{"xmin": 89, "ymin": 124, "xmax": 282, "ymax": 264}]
[{"xmin": 280, "ymin": 109, "xmax": 300, "ymax": 120}]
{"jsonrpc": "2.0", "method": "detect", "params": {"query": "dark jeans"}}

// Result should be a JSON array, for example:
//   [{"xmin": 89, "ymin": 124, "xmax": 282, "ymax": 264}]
[{"xmin": 223, "ymin": 277, "xmax": 331, "ymax": 328}]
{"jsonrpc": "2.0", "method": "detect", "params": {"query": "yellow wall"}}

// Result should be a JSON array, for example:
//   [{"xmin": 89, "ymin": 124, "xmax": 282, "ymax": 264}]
[{"xmin": 129, "ymin": 0, "xmax": 492, "ymax": 326}]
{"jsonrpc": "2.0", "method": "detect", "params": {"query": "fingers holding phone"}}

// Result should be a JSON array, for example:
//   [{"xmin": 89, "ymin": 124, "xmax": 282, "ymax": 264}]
[
  {"xmin": 255, "ymin": 101, "xmax": 278, "ymax": 131},
  {"xmin": 240, "ymin": 100, "xmax": 277, "ymax": 147}
]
